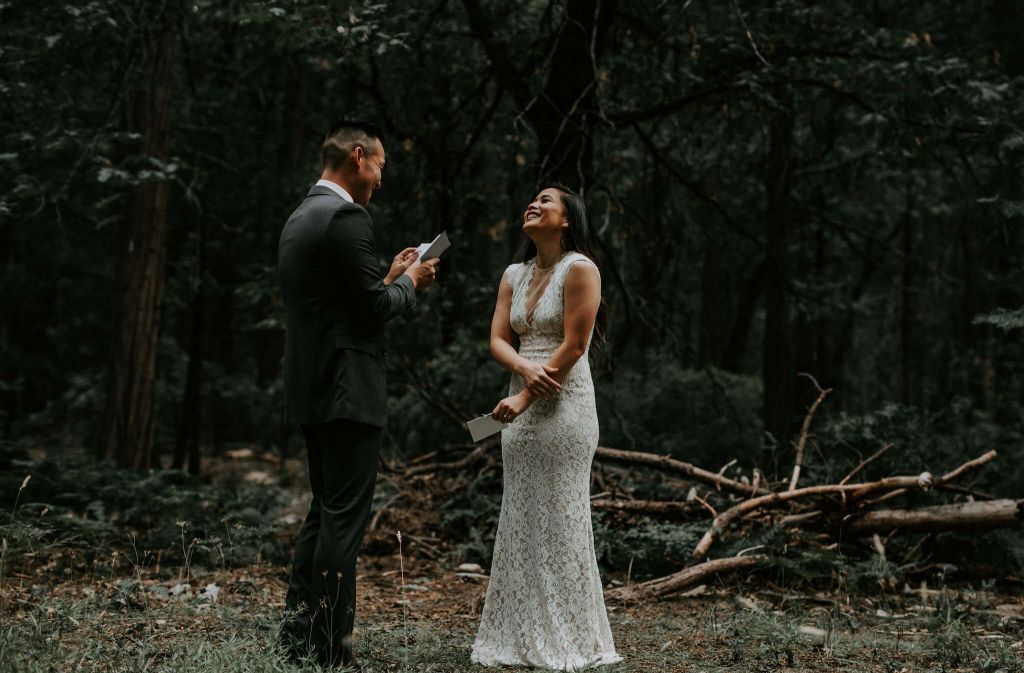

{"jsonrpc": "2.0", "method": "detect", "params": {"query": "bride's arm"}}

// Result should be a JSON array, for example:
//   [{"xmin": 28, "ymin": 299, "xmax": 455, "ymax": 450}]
[
  {"xmin": 492, "ymin": 262, "xmax": 601, "ymax": 421},
  {"xmin": 489, "ymin": 270, "xmax": 526, "ymax": 372},
  {"xmin": 541, "ymin": 261, "xmax": 601, "ymax": 385}
]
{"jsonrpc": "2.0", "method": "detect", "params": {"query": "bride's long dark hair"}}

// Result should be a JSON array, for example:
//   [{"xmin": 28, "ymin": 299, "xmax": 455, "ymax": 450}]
[{"xmin": 519, "ymin": 183, "xmax": 609, "ymax": 345}]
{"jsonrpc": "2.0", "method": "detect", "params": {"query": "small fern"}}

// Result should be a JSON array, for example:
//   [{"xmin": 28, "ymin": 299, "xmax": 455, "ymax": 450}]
[{"xmin": 972, "ymin": 306, "xmax": 1024, "ymax": 331}]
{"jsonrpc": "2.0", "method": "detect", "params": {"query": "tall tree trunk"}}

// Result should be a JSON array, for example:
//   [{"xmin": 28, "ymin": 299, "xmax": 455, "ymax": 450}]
[
  {"xmin": 173, "ymin": 220, "xmax": 204, "ymax": 475},
  {"xmin": 900, "ymin": 179, "xmax": 914, "ymax": 407},
  {"xmin": 722, "ymin": 259, "xmax": 765, "ymax": 372},
  {"xmin": 462, "ymin": 0, "xmax": 617, "ymax": 192},
  {"xmin": 794, "ymin": 224, "xmax": 826, "ymax": 408},
  {"xmin": 762, "ymin": 95, "xmax": 795, "ymax": 457},
  {"xmin": 954, "ymin": 209, "xmax": 979, "ymax": 402},
  {"xmin": 529, "ymin": 0, "xmax": 616, "ymax": 190},
  {"xmin": 102, "ymin": 11, "xmax": 178, "ymax": 469},
  {"xmin": 699, "ymin": 243, "xmax": 727, "ymax": 366},
  {"xmin": 269, "ymin": 58, "xmax": 308, "ymax": 461}
]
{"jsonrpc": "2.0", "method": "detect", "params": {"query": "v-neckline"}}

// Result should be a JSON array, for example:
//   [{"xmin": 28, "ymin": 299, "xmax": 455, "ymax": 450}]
[{"xmin": 523, "ymin": 254, "xmax": 566, "ymax": 327}]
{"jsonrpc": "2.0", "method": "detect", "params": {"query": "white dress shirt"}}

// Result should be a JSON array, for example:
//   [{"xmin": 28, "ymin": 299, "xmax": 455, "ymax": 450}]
[{"xmin": 315, "ymin": 179, "xmax": 354, "ymax": 203}]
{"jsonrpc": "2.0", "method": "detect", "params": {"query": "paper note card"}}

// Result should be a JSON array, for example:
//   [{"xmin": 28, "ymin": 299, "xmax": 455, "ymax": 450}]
[
  {"xmin": 415, "ymin": 231, "xmax": 451, "ymax": 261},
  {"xmin": 466, "ymin": 414, "xmax": 507, "ymax": 442}
]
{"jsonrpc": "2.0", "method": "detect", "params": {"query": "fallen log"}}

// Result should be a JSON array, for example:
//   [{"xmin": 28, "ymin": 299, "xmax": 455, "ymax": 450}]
[
  {"xmin": 605, "ymin": 554, "xmax": 764, "ymax": 602},
  {"xmin": 590, "ymin": 498, "xmax": 706, "ymax": 519},
  {"xmin": 844, "ymin": 498, "xmax": 1023, "ymax": 537},
  {"xmin": 595, "ymin": 446, "xmax": 764, "ymax": 497},
  {"xmin": 691, "ymin": 450, "xmax": 998, "ymax": 562}
]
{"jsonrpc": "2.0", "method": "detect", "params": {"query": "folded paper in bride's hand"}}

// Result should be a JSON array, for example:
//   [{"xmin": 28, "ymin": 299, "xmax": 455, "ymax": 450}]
[
  {"xmin": 466, "ymin": 414, "xmax": 507, "ymax": 442},
  {"xmin": 415, "ymin": 231, "xmax": 451, "ymax": 261}
]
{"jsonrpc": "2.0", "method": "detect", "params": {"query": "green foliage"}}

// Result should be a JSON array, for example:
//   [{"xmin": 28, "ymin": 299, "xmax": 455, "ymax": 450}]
[
  {"xmin": 593, "ymin": 514, "xmax": 706, "ymax": 579},
  {"xmin": 0, "ymin": 443, "xmax": 290, "ymax": 569},
  {"xmin": 816, "ymin": 399, "xmax": 1024, "ymax": 495},
  {"xmin": 597, "ymin": 359, "xmax": 763, "ymax": 468},
  {"xmin": 2, "ymin": 0, "xmax": 1022, "ymax": 471},
  {"xmin": 438, "ymin": 466, "xmax": 503, "ymax": 566},
  {"xmin": 973, "ymin": 306, "xmax": 1024, "ymax": 332}
]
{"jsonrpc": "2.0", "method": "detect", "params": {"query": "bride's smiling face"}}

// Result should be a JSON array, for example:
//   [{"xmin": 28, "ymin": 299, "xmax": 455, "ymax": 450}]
[{"xmin": 523, "ymin": 188, "xmax": 567, "ymax": 236}]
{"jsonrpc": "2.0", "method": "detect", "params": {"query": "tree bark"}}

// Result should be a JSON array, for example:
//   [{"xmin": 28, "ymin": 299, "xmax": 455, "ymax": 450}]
[
  {"xmin": 102, "ymin": 10, "xmax": 178, "ymax": 469},
  {"xmin": 699, "ymin": 243, "xmax": 727, "ymax": 366},
  {"xmin": 762, "ymin": 92, "xmax": 796, "ymax": 458},
  {"xmin": 173, "ymin": 220, "xmax": 204, "ymax": 475},
  {"xmin": 530, "ymin": 0, "xmax": 615, "ymax": 189},
  {"xmin": 722, "ymin": 259, "xmax": 765, "ymax": 371},
  {"xmin": 845, "ymin": 499, "xmax": 1022, "ymax": 536},
  {"xmin": 793, "ymin": 222, "xmax": 827, "ymax": 409},
  {"xmin": 900, "ymin": 178, "xmax": 914, "ymax": 407},
  {"xmin": 462, "ymin": 0, "xmax": 618, "ymax": 191},
  {"xmin": 591, "ymin": 498, "xmax": 706, "ymax": 519}
]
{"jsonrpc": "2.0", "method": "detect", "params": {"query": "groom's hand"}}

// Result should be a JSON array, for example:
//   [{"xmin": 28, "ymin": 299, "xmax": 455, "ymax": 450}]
[
  {"xmin": 384, "ymin": 247, "xmax": 420, "ymax": 285},
  {"xmin": 405, "ymin": 257, "xmax": 439, "ymax": 290}
]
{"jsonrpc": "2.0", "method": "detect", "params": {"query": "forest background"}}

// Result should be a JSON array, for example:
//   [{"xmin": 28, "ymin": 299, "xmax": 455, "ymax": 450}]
[{"xmin": 2, "ymin": 1, "xmax": 1024, "ymax": 671}]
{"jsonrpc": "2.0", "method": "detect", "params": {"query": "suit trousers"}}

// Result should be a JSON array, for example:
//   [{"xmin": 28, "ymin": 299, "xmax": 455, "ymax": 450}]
[{"xmin": 280, "ymin": 417, "xmax": 381, "ymax": 667}]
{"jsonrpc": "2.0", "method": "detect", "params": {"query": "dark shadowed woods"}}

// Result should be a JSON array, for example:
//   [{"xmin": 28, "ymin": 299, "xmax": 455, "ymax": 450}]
[{"xmin": 1, "ymin": 1, "xmax": 1023, "ymax": 671}]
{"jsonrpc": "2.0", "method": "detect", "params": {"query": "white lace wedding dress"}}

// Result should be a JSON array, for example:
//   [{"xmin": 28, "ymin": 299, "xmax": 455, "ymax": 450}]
[{"xmin": 471, "ymin": 252, "xmax": 622, "ymax": 670}]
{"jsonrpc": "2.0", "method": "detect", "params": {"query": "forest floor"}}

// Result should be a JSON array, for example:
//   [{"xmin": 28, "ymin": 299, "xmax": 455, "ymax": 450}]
[{"xmin": 1, "ymin": 451, "xmax": 1023, "ymax": 672}]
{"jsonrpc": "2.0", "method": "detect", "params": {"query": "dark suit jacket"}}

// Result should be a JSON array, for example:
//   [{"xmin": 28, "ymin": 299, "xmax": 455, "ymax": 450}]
[{"xmin": 278, "ymin": 185, "xmax": 416, "ymax": 427}]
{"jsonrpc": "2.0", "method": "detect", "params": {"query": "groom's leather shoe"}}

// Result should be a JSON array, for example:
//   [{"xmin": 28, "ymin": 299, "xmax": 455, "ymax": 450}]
[{"xmin": 340, "ymin": 657, "xmax": 364, "ymax": 672}]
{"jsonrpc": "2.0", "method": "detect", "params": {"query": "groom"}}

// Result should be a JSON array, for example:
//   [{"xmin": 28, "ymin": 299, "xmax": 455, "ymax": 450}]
[{"xmin": 278, "ymin": 119, "xmax": 438, "ymax": 670}]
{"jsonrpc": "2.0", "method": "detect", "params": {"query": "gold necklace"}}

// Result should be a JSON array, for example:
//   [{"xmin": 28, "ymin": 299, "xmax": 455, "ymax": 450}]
[{"xmin": 534, "ymin": 252, "xmax": 565, "ymax": 271}]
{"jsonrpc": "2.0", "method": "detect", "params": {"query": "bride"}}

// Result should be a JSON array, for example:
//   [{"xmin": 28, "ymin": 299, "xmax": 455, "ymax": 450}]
[{"xmin": 471, "ymin": 184, "xmax": 622, "ymax": 670}]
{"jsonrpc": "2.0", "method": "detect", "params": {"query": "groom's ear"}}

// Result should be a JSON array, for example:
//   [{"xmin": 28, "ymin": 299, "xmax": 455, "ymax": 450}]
[{"xmin": 351, "ymin": 145, "xmax": 365, "ymax": 167}]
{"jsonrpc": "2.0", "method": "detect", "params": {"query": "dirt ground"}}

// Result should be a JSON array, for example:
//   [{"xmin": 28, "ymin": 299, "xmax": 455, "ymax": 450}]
[{"xmin": 3, "ymin": 451, "xmax": 1023, "ymax": 672}]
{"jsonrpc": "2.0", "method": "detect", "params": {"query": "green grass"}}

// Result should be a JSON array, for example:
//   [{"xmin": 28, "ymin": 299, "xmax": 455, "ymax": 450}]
[{"xmin": 3, "ymin": 572, "xmax": 1022, "ymax": 672}]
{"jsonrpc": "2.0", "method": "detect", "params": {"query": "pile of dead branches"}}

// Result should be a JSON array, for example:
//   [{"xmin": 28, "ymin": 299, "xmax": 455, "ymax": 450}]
[
  {"xmin": 396, "ymin": 373, "xmax": 1021, "ymax": 603},
  {"xmin": 592, "ymin": 378, "xmax": 1018, "ymax": 602}
]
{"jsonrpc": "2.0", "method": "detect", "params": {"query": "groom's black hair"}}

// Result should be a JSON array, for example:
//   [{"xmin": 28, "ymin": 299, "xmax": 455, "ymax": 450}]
[
  {"xmin": 322, "ymin": 119, "xmax": 384, "ymax": 170},
  {"xmin": 327, "ymin": 119, "xmax": 383, "ymax": 142}
]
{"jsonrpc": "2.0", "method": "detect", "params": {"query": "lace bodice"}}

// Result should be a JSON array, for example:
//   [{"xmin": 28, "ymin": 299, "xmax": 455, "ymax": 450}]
[{"xmin": 505, "ymin": 252, "xmax": 596, "ymax": 397}]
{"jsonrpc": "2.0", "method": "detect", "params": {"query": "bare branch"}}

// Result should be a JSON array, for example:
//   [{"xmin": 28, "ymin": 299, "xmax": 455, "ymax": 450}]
[
  {"xmin": 839, "ymin": 443, "xmax": 892, "ymax": 485},
  {"xmin": 729, "ymin": 0, "xmax": 770, "ymax": 67},
  {"xmin": 404, "ymin": 440, "xmax": 496, "ymax": 477},
  {"xmin": 591, "ymin": 498, "xmax": 706, "ymax": 519},
  {"xmin": 692, "ymin": 450, "xmax": 998, "ymax": 561},
  {"xmin": 787, "ymin": 373, "xmax": 833, "ymax": 492},
  {"xmin": 595, "ymin": 446, "xmax": 767, "ymax": 497},
  {"xmin": 606, "ymin": 554, "xmax": 763, "ymax": 602}
]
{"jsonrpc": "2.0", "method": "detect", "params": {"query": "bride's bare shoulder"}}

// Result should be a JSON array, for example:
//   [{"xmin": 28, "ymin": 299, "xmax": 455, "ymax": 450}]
[{"xmin": 564, "ymin": 254, "xmax": 600, "ymax": 278}]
